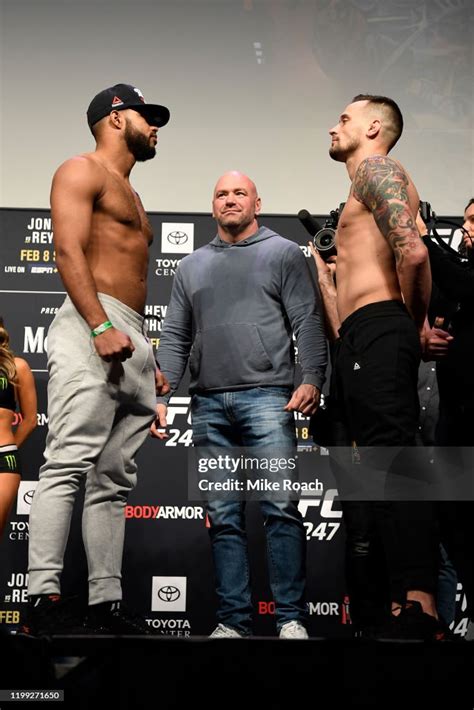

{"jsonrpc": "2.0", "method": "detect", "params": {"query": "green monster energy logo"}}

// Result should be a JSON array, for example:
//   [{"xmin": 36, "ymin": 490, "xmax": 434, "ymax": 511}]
[
  {"xmin": 0, "ymin": 377, "xmax": 7, "ymax": 390},
  {"xmin": 4, "ymin": 454, "xmax": 17, "ymax": 471}
]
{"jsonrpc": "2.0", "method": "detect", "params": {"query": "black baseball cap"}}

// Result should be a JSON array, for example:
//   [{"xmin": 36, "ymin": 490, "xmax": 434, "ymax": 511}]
[{"xmin": 87, "ymin": 83, "xmax": 170, "ymax": 129}]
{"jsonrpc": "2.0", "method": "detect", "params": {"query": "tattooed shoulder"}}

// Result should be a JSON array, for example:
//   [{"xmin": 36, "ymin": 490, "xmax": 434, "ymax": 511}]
[
  {"xmin": 352, "ymin": 157, "xmax": 420, "ymax": 268},
  {"xmin": 353, "ymin": 156, "xmax": 409, "ymax": 209}
]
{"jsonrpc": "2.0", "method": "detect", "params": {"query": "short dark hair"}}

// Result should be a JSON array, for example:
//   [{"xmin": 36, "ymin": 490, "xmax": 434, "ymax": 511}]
[
  {"xmin": 352, "ymin": 94, "xmax": 404, "ymax": 151},
  {"xmin": 465, "ymin": 198, "xmax": 474, "ymax": 213},
  {"xmin": 90, "ymin": 118, "xmax": 104, "ymax": 139}
]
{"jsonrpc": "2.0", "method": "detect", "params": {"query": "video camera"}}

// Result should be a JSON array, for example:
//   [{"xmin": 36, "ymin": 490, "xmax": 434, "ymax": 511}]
[
  {"xmin": 419, "ymin": 200, "xmax": 472, "ymax": 262},
  {"xmin": 297, "ymin": 204, "xmax": 345, "ymax": 262},
  {"xmin": 419, "ymin": 200, "xmax": 434, "ymax": 225}
]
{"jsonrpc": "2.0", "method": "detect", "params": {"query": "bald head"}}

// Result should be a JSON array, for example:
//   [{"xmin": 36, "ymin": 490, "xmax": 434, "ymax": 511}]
[
  {"xmin": 212, "ymin": 171, "xmax": 261, "ymax": 242},
  {"xmin": 213, "ymin": 171, "xmax": 258, "ymax": 200}
]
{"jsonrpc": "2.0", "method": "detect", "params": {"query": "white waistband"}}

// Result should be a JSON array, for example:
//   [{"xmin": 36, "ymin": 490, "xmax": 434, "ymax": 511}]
[{"xmin": 0, "ymin": 444, "xmax": 18, "ymax": 453}]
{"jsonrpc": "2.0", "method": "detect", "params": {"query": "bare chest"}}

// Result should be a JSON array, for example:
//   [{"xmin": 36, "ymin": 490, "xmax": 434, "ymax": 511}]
[
  {"xmin": 96, "ymin": 174, "xmax": 153, "ymax": 243},
  {"xmin": 336, "ymin": 194, "xmax": 376, "ymax": 248}
]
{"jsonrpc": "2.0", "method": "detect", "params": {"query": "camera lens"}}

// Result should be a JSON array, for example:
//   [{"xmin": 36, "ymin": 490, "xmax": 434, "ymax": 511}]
[
  {"xmin": 313, "ymin": 228, "xmax": 337, "ymax": 262},
  {"xmin": 319, "ymin": 234, "xmax": 333, "ymax": 248},
  {"xmin": 313, "ymin": 228, "xmax": 336, "ymax": 251}
]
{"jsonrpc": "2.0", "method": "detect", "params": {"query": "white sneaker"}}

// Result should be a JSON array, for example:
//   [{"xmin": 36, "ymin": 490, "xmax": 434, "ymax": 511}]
[
  {"xmin": 279, "ymin": 620, "xmax": 309, "ymax": 639},
  {"xmin": 209, "ymin": 623, "xmax": 245, "ymax": 638}
]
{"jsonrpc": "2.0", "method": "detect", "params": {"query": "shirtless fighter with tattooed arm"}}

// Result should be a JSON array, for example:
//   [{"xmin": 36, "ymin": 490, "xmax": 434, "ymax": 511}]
[{"xmin": 312, "ymin": 95, "xmax": 442, "ymax": 638}]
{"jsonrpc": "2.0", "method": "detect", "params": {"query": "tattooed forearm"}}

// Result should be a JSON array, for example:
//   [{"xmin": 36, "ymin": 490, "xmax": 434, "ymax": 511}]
[{"xmin": 352, "ymin": 156, "xmax": 421, "ymax": 269}]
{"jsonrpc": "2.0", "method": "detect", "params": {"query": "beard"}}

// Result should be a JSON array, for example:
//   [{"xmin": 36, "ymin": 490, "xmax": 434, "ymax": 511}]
[
  {"xmin": 124, "ymin": 121, "xmax": 156, "ymax": 162},
  {"xmin": 329, "ymin": 135, "xmax": 359, "ymax": 162}
]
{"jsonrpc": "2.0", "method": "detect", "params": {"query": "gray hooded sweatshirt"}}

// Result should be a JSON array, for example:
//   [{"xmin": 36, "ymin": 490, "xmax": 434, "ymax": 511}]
[{"xmin": 156, "ymin": 226, "xmax": 327, "ymax": 402}]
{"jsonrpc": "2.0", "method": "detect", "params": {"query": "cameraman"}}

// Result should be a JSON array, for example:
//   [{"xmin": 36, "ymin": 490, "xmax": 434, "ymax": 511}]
[
  {"xmin": 419, "ymin": 199, "xmax": 474, "ymax": 444},
  {"xmin": 419, "ymin": 198, "xmax": 474, "ymax": 635}
]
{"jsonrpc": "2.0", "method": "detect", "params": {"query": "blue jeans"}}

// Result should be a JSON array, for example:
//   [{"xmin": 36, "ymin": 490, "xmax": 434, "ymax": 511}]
[
  {"xmin": 437, "ymin": 543, "xmax": 457, "ymax": 626},
  {"xmin": 191, "ymin": 387, "xmax": 306, "ymax": 634}
]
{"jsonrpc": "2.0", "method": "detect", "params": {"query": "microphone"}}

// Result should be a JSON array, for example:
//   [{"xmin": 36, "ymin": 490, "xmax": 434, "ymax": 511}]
[{"xmin": 298, "ymin": 209, "xmax": 323, "ymax": 237}]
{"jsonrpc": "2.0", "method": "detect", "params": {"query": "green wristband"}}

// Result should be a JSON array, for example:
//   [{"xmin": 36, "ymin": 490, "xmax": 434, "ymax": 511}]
[{"xmin": 91, "ymin": 320, "xmax": 113, "ymax": 337}]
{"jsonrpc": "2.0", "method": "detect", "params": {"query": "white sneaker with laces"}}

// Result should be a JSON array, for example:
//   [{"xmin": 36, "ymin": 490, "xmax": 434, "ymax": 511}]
[
  {"xmin": 279, "ymin": 620, "xmax": 308, "ymax": 639},
  {"xmin": 209, "ymin": 623, "xmax": 245, "ymax": 638}
]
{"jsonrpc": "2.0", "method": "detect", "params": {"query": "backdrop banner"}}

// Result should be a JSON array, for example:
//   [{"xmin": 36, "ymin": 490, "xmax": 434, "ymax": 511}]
[{"xmin": 0, "ymin": 208, "xmax": 468, "ymax": 638}]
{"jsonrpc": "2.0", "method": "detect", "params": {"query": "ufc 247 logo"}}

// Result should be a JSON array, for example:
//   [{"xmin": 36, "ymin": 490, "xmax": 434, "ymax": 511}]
[
  {"xmin": 166, "ymin": 396, "xmax": 191, "ymax": 426},
  {"xmin": 299, "ymin": 490, "xmax": 342, "ymax": 543}
]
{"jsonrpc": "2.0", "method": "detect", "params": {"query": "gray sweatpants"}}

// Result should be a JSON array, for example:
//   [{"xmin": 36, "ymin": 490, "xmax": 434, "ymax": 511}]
[{"xmin": 28, "ymin": 293, "xmax": 156, "ymax": 604}]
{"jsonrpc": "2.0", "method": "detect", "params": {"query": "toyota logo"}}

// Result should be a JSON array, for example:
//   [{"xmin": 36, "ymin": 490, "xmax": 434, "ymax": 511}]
[
  {"xmin": 158, "ymin": 585, "xmax": 181, "ymax": 602},
  {"xmin": 23, "ymin": 490, "xmax": 35, "ymax": 506},
  {"xmin": 167, "ymin": 231, "xmax": 188, "ymax": 245}
]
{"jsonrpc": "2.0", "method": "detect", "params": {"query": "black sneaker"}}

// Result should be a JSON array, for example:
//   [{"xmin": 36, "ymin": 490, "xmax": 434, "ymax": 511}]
[
  {"xmin": 375, "ymin": 601, "xmax": 454, "ymax": 641},
  {"xmin": 18, "ymin": 595, "xmax": 85, "ymax": 637},
  {"xmin": 352, "ymin": 610, "xmax": 388, "ymax": 640},
  {"xmin": 84, "ymin": 601, "xmax": 152, "ymax": 635},
  {"xmin": 353, "ymin": 624, "xmax": 379, "ymax": 640}
]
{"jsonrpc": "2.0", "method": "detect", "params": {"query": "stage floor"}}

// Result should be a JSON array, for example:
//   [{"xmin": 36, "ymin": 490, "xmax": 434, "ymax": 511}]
[{"xmin": 1, "ymin": 633, "xmax": 474, "ymax": 709}]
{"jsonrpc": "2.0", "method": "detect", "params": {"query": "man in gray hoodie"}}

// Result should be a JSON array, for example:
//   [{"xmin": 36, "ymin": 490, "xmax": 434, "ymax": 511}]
[{"xmin": 152, "ymin": 171, "xmax": 327, "ymax": 638}]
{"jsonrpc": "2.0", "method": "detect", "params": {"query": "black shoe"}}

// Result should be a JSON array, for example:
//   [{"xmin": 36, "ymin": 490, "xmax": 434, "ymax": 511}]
[
  {"xmin": 84, "ymin": 601, "xmax": 152, "ymax": 635},
  {"xmin": 353, "ymin": 624, "xmax": 379, "ymax": 640},
  {"xmin": 352, "ymin": 611, "xmax": 388, "ymax": 640},
  {"xmin": 18, "ymin": 595, "xmax": 86, "ymax": 637},
  {"xmin": 375, "ymin": 601, "xmax": 455, "ymax": 641},
  {"xmin": 434, "ymin": 617, "xmax": 459, "ymax": 642}
]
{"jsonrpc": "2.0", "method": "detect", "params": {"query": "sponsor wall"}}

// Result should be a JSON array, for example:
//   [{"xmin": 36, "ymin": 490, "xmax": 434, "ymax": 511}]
[{"xmin": 0, "ymin": 208, "xmax": 468, "ymax": 637}]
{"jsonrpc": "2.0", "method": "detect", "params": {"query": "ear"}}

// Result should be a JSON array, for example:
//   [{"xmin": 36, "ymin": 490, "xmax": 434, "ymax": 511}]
[
  {"xmin": 367, "ymin": 119, "xmax": 381, "ymax": 139},
  {"xmin": 254, "ymin": 195, "xmax": 262, "ymax": 216},
  {"xmin": 109, "ymin": 110, "xmax": 124, "ymax": 130}
]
